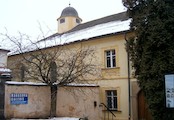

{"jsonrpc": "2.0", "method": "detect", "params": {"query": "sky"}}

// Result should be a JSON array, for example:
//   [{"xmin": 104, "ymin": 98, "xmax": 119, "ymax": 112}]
[{"xmin": 0, "ymin": 0, "xmax": 126, "ymax": 49}]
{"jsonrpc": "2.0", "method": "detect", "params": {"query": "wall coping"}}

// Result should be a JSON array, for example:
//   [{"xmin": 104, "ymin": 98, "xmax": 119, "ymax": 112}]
[
  {"xmin": 5, "ymin": 81, "xmax": 47, "ymax": 86},
  {"xmin": 5, "ymin": 81, "xmax": 99, "ymax": 87}
]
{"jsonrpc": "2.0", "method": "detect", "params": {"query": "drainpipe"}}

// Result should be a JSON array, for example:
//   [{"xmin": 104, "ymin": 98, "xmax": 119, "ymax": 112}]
[{"xmin": 124, "ymin": 32, "xmax": 131, "ymax": 120}]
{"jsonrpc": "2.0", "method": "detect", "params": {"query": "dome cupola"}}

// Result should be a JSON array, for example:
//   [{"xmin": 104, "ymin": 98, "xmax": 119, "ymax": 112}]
[
  {"xmin": 57, "ymin": 5, "xmax": 82, "ymax": 33},
  {"xmin": 60, "ymin": 6, "xmax": 79, "ymax": 18}
]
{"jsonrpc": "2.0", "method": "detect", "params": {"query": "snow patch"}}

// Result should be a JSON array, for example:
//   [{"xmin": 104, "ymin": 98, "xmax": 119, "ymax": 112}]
[
  {"xmin": 5, "ymin": 81, "xmax": 98, "ymax": 87},
  {"xmin": 52, "ymin": 117, "xmax": 79, "ymax": 120},
  {"xmin": 67, "ymin": 83, "xmax": 99, "ymax": 87},
  {"xmin": 11, "ymin": 117, "xmax": 79, "ymax": 120},
  {"xmin": 6, "ymin": 81, "xmax": 47, "ymax": 86},
  {"xmin": 0, "ymin": 67, "xmax": 11, "ymax": 73}
]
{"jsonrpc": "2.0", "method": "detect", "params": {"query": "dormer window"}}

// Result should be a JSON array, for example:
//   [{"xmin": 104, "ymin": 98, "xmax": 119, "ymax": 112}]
[{"xmin": 60, "ymin": 18, "xmax": 65, "ymax": 24}]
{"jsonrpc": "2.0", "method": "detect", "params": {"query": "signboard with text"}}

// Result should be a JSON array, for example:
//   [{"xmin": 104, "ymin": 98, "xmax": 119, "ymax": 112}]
[
  {"xmin": 165, "ymin": 74, "xmax": 174, "ymax": 108},
  {"xmin": 10, "ymin": 93, "xmax": 28, "ymax": 105}
]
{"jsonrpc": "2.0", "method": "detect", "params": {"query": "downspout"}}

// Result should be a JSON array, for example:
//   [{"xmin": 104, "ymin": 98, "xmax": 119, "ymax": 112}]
[{"xmin": 124, "ymin": 32, "xmax": 131, "ymax": 120}]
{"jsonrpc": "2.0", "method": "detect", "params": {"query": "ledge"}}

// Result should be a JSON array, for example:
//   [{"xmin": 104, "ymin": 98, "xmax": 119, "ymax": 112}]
[
  {"xmin": 101, "ymin": 67, "xmax": 120, "ymax": 70},
  {"xmin": 101, "ymin": 67, "xmax": 120, "ymax": 77},
  {"xmin": 102, "ymin": 109, "xmax": 122, "ymax": 112}
]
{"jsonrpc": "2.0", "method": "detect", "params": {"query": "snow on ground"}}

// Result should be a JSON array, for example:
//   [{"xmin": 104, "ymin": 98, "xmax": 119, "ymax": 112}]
[
  {"xmin": 50, "ymin": 118, "xmax": 79, "ymax": 120},
  {"xmin": 11, "ymin": 117, "xmax": 79, "ymax": 120}
]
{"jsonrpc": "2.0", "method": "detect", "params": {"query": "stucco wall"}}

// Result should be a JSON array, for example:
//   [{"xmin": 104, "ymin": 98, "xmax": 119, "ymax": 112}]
[
  {"xmin": 58, "ymin": 16, "xmax": 80, "ymax": 33},
  {"xmin": 0, "ymin": 50, "xmax": 8, "ymax": 67},
  {"xmin": 4, "ymin": 82, "xmax": 101, "ymax": 119},
  {"xmin": 4, "ymin": 83, "xmax": 51, "ymax": 119},
  {"xmin": 56, "ymin": 86, "xmax": 101, "ymax": 120}
]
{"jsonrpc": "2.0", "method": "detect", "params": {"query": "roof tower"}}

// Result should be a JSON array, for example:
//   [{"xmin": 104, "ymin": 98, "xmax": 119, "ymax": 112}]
[{"xmin": 57, "ymin": 4, "xmax": 82, "ymax": 33}]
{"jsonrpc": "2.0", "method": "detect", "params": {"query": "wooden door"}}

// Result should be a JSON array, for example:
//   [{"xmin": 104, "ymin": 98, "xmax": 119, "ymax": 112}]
[{"xmin": 138, "ymin": 90, "xmax": 152, "ymax": 120}]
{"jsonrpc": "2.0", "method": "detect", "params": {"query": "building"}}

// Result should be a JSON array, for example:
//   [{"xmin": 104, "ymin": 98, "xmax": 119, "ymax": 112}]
[
  {"xmin": 0, "ymin": 48, "xmax": 11, "ymax": 77},
  {"xmin": 0, "ymin": 48, "xmax": 11, "ymax": 80},
  {"xmin": 7, "ymin": 5, "xmax": 151, "ymax": 120},
  {"xmin": 0, "ymin": 48, "xmax": 11, "ymax": 119}
]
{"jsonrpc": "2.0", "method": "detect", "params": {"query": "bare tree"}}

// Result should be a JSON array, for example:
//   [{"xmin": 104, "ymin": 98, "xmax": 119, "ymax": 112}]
[{"xmin": 4, "ymin": 32, "xmax": 99, "ymax": 117}]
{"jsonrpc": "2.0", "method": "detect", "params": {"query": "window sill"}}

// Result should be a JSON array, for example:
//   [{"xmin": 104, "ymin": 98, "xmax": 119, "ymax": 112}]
[
  {"xmin": 102, "ymin": 109, "xmax": 122, "ymax": 112},
  {"xmin": 101, "ymin": 67, "xmax": 120, "ymax": 70}
]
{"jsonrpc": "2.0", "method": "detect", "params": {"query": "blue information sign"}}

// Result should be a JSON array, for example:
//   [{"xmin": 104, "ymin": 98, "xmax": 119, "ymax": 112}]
[
  {"xmin": 10, "ymin": 93, "xmax": 28, "ymax": 105},
  {"xmin": 165, "ymin": 74, "xmax": 174, "ymax": 108}
]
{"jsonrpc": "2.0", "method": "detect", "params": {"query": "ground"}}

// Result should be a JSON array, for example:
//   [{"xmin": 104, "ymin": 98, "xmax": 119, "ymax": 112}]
[{"xmin": 11, "ymin": 117, "xmax": 79, "ymax": 120}]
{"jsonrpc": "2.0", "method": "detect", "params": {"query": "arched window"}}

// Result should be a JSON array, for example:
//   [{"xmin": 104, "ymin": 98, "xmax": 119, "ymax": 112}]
[
  {"xmin": 20, "ymin": 65, "xmax": 26, "ymax": 82},
  {"xmin": 50, "ymin": 61, "xmax": 57, "ymax": 83}
]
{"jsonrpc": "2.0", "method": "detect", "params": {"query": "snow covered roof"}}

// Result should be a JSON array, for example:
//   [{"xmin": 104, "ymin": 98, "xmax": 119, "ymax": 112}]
[
  {"xmin": 6, "ymin": 81, "xmax": 99, "ymax": 87},
  {"xmin": 9, "ymin": 12, "xmax": 131, "ymax": 55},
  {"xmin": 67, "ymin": 83, "xmax": 99, "ymax": 87},
  {"xmin": 35, "ymin": 18, "xmax": 131, "ymax": 48},
  {"xmin": 0, "ymin": 48, "xmax": 10, "ymax": 52},
  {"xmin": 6, "ymin": 81, "xmax": 47, "ymax": 86},
  {"xmin": 69, "ymin": 11, "xmax": 129, "ymax": 32},
  {"xmin": 0, "ymin": 67, "xmax": 11, "ymax": 73}
]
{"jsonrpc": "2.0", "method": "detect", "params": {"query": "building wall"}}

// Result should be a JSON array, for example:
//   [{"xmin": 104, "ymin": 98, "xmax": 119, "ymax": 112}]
[
  {"xmin": 80, "ymin": 34, "xmax": 130, "ymax": 119},
  {"xmin": 0, "ymin": 50, "xmax": 9, "ymax": 67},
  {"xmin": 57, "ymin": 86, "xmax": 101, "ymax": 120},
  {"xmin": 7, "ymin": 32, "xmax": 137, "ymax": 120},
  {"xmin": 131, "ymin": 80, "xmax": 141, "ymax": 120},
  {"xmin": 58, "ymin": 16, "xmax": 81, "ymax": 33}
]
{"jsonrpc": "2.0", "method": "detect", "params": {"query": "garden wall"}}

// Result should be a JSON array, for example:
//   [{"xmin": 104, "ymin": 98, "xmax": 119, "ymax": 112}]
[{"xmin": 4, "ymin": 82, "xmax": 101, "ymax": 119}]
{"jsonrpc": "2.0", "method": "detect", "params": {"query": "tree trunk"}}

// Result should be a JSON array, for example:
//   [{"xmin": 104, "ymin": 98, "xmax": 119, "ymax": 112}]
[{"xmin": 50, "ymin": 85, "xmax": 57, "ymax": 117}]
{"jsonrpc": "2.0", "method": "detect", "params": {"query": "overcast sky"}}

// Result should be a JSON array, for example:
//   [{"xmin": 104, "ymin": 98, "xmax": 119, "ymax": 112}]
[{"xmin": 0, "ymin": 0, "xmax": 126, "ymax": 48}]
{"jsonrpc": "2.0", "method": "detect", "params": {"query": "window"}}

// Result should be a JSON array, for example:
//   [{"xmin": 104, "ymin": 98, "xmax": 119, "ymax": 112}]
[
  {"xmin": 20, "ymin": 65, "xmax": 25, "ymax": 82},
  {"xmin": 50, "ymin": 61, "xmax": 57, "ymax": 83},
  {"xmin": 60, "ymin": 18, "xmax": 65, "ymax": 24},
  {"xmin": 105, "ymin": 50, "xmax": 116, "ymax": 68},
  {"xmin": 106, "ymin": 90, "xmax": 117, "ymax": 110},
  {"xmin": 76, "ymin": 19, "xmax": 80, "ymax": 23}
]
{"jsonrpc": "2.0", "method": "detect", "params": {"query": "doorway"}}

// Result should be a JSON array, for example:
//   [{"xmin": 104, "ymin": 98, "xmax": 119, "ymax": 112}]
[{"xmin": 138, "ymin": 90, "xmax": 152, "ymax": 120}]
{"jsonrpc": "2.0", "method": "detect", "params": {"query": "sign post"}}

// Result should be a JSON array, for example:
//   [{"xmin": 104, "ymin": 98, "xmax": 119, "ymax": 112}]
[{"xmin": 165, "ymin": 74, "xmax": 174, "ymax": 108}]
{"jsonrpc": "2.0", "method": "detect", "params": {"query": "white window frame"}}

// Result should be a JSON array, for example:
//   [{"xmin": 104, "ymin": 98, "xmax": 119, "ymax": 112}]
[
  {"xmin": 105, "ymin": 50, "xmax": 116, "ymax": 68},
  {"xmin": 106, "ymin": 90, "xmax": 117, "ymax": 110}
]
